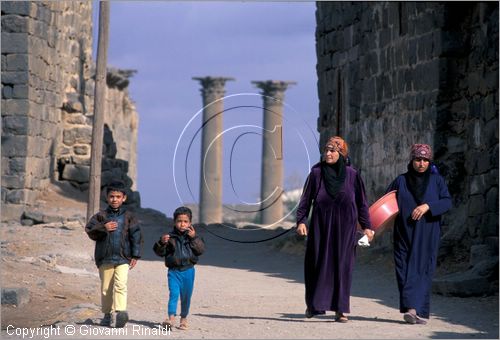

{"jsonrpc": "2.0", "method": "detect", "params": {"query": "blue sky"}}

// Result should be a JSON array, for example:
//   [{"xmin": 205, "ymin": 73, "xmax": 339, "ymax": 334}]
[{"xmin": 93, "ymin": 2, "xmax": 320, "ymax": 218}]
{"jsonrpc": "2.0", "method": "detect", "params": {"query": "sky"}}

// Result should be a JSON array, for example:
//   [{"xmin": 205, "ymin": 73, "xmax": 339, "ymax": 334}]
[{"xmin": 93, "ymin": 2, "xmax": 320, "ymax": 218}]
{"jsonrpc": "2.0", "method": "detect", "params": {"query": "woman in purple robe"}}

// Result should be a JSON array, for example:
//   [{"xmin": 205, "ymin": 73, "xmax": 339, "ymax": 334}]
[
  {"xmin": 386, "ymin": 144, "xmax": 451, "ymax": 325},
  {"xmin": 296, "ymin": 136, "xmax": 374, "ymax": 323}
]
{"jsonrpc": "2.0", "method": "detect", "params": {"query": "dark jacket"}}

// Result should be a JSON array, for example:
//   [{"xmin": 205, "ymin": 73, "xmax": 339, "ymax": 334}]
[
  {"xmin": 85, "ymin": 207, "xmax": 143, "ymax": 268},
  {"xmin": 153, "ymin": 228, "xmax": 205, "ymax": 271}
]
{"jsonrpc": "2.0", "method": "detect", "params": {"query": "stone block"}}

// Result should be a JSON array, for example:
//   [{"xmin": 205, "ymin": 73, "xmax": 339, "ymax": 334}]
[
  {"xmin": 6, "ymin": 54, "xmax": 29, "ymax": 71},
  {"xmin": 29, "ymin": 157, "xmax": 50, "ymax": 179},
  {"xmin": 2, "ymin": 85, "xmax": 13, "ymax": 99},
  {"xmin": 1, "ymin": 288, "xmax": 30, "ymax": 306},
  {"xmin": 480, "ymin": 213, "xmax": 499, "ymax": 237},
  {"xmin": 1, "ymin": 15, "xmax": 30, "ymax": 33},
  {"xmin": 1, "ymin": 1, "xmax": 36, "ymax": 16},
  {"xmin": 5, "ymin": 189, "xmax": 32, "ymax": 204},
  {"xmin": 66, "ymin": 114, "xmax": 87, "ymax": 125},
  {"xmin": 1, "ymin": 175, "xmax": 25, "ymax": 188},
  {"xmin": 32, "ymin": 20, "xmax": 48, "ymax": 40},
  {"xmin": 469, "ymin": 244, "xmax": 495, "ymax": 266},
  {"xmin": 12, "ymin": 84, "xmax": 29, "ymax": 99},
  {"xmin": 37, "ymin": 5, "xmax": 51, "ymax": 24},
  {"xmin": 62, "ymin": 98, "xmax": 83, "ymax": 113},
  {"xmin": 1, "ymin": 32, "xmax": 29, "ymax": 53},
  {"xmin": 1, "ymin": 135, "xmax": 28, "ymax": 157},
  {"xmin": 486, "ymin": 187, "xmax": 498, "ymax": 212},
  {"xmin": 446, "ymin": 136, "xmax": 465, "ymax": 153},
  {"xmin": 468, "ymin": 195, "xmax": 485, "ymax": 216},
  {"xmin": 484, "ymin": 118, "xmax": 499, "ymax": 148},
  {"xmin": 61, "ymin": 164, "xmax": 89, "ymax": 183},
  {"xmin": 62, "ymin": 126, "xmax": 92, "ymax": 146},
  {"xmin": 22, "ymin": 210, "xmax": 44, "ymax": 224},
  {"xmin": 21, "ymin": 219, "xmax": 34, "ymax": 226},
  {"xmin": 483, "ymin": 94, "xmax": 497, "ymax": 121},
  {"xmin": 2, "ymin": 71, "xmax": 29, "ymax": 85},
  {"xmin": 23, "ymin": 209, "xmax": 64, "ymax": 224},
  {"xmin": 470, "ymin": 175, "xmax": 486, "ymax": 195},
  {"xmin": 27, "ymin": 136, "xmax": 50, "ymax": 158},
  {"xmin": 57, "ymin": 145, "xmax": 72, "ymax": 156},
  {"xmin": 7, "ymin": 157, "xmax": 26, "ymax": 174},
  {"xmin": 71, "ymin": 155, "xmax": 91, "ymax": 166},
  {"xmin": 379, "ymin": 28, "xmax": 391, "ymax": 48},
  {"xmin": 432, "ymin": 267, "xmax": 493, "ymax": 297},
  {"xmin": 73, "ymin": 144, "xmax": 89, "ymax": 155},
  {"xmin": 0, "ymin": 203, "xmax": 24, "ymax": 222}
]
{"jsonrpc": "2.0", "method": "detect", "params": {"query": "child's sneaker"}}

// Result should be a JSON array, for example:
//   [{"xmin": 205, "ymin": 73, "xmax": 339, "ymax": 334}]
[
  {"xmin": 100, "ymin": 313, "xmax": 112, "ymax": 327},
  {"xmin": 161, "ymin": 317, "xmax": 174, "ymax": 331},
  {"xmin": 115, "ymin": 311, "xmax": 129, "ymax": 328}
]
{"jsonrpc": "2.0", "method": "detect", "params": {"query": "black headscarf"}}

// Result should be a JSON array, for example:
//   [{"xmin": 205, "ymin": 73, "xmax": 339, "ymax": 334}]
[
  {"xmin": 321, "ymin": 155, "xmax": 346, "ymax": 198},
  {"xmin": 404, "ymin": 162, "xmax": 431, "ymax": 204}
]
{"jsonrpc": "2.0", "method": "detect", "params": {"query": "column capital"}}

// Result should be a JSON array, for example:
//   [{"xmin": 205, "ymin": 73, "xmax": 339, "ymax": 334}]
[
  {"xmin": 251, "ymin": 80, "xmax": 297, "ymax": 101},
  {"xmin": 193, "ymin": 76, "xmax": 235, "ymax": 97}
]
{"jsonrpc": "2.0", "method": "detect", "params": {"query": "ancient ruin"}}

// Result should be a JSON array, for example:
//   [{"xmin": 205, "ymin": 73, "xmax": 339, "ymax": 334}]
[
  {"xmin": 1, "ymin": 1, "xmax": 140, "ymax": 221},
  {"xmin": 252, "ymin": 80, "xmax": 295, "ymax": 225},
  {"xmin": 193, "ymin": 76, "xmax": 234, "ymax": 224}
]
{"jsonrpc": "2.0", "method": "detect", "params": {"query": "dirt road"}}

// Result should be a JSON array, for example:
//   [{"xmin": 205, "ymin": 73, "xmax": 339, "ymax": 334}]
[{"xmin": 2, "ymin": 208, "xmax": 498, "ymax": 339}]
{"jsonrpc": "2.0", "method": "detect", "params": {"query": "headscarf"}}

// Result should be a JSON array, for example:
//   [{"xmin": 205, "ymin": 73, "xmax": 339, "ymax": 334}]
[
  {"xmin": 410, "ymin": 143, "xmax": 432, "ymax": 161},
  {"xmin": 321, "ymin": 136, "xmax": 347, "ymax": 198},
  {"xmin": 326, "ymin": 136, "xmax": 348, "ymax": 158},
  {"xmin": 405, "ymin": 144, "xmax": 432, "ymax": 203}
]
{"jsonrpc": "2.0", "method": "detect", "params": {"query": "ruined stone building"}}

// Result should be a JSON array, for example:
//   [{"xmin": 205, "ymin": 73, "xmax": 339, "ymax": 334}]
[
  {"xmin": 315, "ymin": 2, "xmax": 498, "ymax": 295},
  {"xmin": 1, "ymin": 1, "xmax": 139, "ymax": 221}
]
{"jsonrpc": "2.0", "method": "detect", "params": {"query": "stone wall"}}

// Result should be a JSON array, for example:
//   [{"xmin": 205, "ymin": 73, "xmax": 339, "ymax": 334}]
[
  {"xmin": 315, "ymin": 2, "xmax": 498, "ymax": 295},
  {"xmin": 1, "ymin": 1, "xmax": 140, "ymax": 221}
]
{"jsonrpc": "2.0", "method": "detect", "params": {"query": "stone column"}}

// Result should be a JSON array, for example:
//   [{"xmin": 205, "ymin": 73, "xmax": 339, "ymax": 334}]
[
  {"xmin": 193, "ymin": 76, "xmax": 234, "ymax": 224},
  {"xmin": 252, "ymin": 80, "xmax": 296, "ymax": 225}
]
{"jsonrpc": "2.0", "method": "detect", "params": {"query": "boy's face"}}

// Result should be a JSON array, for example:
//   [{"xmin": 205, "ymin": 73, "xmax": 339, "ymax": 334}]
[
  {"xmin": 106, "ymin": 190, "xmax": 127, "ymax": 209},
  {"xmin": 175, "ymin": 214, "xmax": 191, "ymax": 232}
]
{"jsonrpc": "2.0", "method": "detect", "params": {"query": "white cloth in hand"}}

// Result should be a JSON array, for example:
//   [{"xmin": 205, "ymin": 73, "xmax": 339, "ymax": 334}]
[{"xmin": 357, "ymin": 234, "xmax": 370, "ymax": 247}]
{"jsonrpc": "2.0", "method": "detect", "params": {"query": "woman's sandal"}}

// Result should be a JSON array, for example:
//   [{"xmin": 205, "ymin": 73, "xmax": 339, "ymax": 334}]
[
  {"xmin": 335, "ymin": 313, "xmax": 349, "ymax": 323},
  {"xmin": 178, "ymin": 318, "xmax": 188, "ymax": 330},
  {"xmin": 404, "ymin": 312, "xmax": 427, "ymax": 325}
]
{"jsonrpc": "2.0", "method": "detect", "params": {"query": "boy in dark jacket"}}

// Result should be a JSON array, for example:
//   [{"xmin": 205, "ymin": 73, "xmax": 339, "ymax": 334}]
[
  {"xmin": 85, "ymin": 181, "xmax": 143, "ymax": 328},
  {"xmin": 153, "ymin": 206, "xmax": 205, "ymax": 331}
]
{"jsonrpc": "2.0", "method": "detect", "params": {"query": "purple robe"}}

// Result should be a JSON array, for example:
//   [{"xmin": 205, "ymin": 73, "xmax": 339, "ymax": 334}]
[
  {"xmin": 296, "ymin": 162, "xmax": 372, "ymax": 313},
  {"xmin": 386, "ymin": 172, "xmax": 451, "ymax": 318}
]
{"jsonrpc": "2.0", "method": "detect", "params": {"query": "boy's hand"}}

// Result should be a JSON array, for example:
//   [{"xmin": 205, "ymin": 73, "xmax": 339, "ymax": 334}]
[
  {"xmin": 129, "ymin": 258, "xmax": 138, "ymax": 269},
  {"xmin": 104, "ymin": 221, "xmax": 118, "ymax": 232},
  {"xmin": 187, "ymin": 226, "xmax": 196, "ymax": 238},
  {"xmin": 161, "ymin": 234, "xmax": 170, "ymax": 244}
]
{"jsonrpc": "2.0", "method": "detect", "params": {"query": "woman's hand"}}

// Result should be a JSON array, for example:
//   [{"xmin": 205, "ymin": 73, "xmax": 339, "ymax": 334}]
[
  {"xmin": 411, "ymin": 203, "xmax": 430, "ymax": 221},
  {"xmin": 296, "ymin": 223, "xmax": 308, "ymax": 237},
  {"xmin": 364, "ymin": 228, "xmax": 375, "ymax": 242}
]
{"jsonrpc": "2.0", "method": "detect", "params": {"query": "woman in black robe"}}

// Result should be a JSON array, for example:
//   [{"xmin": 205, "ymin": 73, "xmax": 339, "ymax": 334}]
[{"xmin": 386, "ymin": 144, "xmax": 452, "ymax": 324}]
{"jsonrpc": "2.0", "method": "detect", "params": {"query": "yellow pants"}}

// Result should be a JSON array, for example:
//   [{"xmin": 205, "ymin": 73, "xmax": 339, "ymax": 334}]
[{"xmin": 99, "ymin": 263, "xmax": 129, "ymax": 313}]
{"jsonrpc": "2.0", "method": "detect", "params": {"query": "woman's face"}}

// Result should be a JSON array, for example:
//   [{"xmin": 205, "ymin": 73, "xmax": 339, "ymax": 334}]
[
  {"xmin": 412, "ymin": 157, "xmax": 430, "ymax": 173},
  {"xmin": 324, "ymin": 145, "xmax": 340, "ymax": 164}
]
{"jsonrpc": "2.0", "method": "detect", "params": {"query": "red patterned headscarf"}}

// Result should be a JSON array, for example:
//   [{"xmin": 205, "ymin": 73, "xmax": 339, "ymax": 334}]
[
  {"xmin": 325, "ymin": 136, "xmax": 348, "ymax": 158},
  {"xmin": 410, "ymin": 144, "xmax": 433, "ymax": 161}
]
